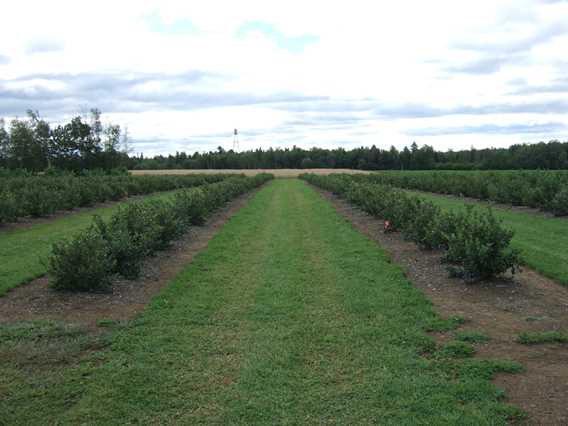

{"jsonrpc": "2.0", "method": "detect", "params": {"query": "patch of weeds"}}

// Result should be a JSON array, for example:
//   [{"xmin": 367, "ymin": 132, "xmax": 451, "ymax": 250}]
[
  {"xmin": 450, "ymin": 359, "xmax": 524, "ymax": 380},
  {"xmin": 495, "ymin": 404, "xmax": 527, "ymax": 424},
  {"xmin": 0, "ymin": 320, "xmax": 83, "ymax": 343},
  {"xmin": 424, "ymin": 316, "xmax": 466, "ymax": 332},
  {"xmin": 417, "ymin": 335, "xmax": 437, "ymax": 354},
  {"xmin": 517, "ymin": 331, "xmax": 568, "ymax": 345},
  {"xmin": 96, "ymin": 319, "xmax": 120, "ymax": 328},
  {"xmin": 0, "ymin": 320, "xmax": 110, "ymax": 369},
  {"xmin": 454, "ymin": 330, "xmax": 490, "ymax": 343},
  {"xmin": 437, "ymin": 341, "xmax": 476, "ymax": 359}
]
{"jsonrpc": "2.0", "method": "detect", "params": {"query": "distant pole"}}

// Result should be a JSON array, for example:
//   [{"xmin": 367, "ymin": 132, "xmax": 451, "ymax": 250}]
[{"xmin": 233, "ymin": 128, "xmax": 239, "ymax": 152}]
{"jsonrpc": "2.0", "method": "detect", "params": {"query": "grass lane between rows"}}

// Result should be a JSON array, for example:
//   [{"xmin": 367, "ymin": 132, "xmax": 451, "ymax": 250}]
[
  {"xmin": 410, "ymin": 191, "xmax": 568, "ymax": 285},
  {"xmin": 0, "ymin": 191, "xmax": 176, "ymax": 295},
  {"xmin": 1, "ymin": 179, "xmax": 522, "ymax": 424}
]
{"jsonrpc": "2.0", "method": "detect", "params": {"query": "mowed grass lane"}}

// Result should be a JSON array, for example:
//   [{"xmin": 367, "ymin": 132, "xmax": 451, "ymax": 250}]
[
  {"xmin": 0, "ymin": 191, "xmax": 176, "ymax": 295},
  {"xmin": 2, "ymin": 179, "xmax": 520, "ymax": 424},
  {"xmin": 411, "ymin": 191, "xmax": 568, "ymax": 285}
]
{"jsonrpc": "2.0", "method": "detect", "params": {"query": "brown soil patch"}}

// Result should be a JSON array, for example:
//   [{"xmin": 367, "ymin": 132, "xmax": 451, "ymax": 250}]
[
  {"xmin": 0, "ymin": 190, "xmax": 257, "ymax": 330},
  {"xmin": 317, "ymin": 187, "xmax": 568, "ymax": 426}
]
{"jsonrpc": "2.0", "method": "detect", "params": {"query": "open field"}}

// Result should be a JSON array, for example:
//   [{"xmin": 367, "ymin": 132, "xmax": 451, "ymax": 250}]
[
  {"xmin": 1, "ymin": 179, "xmax": 523, "ymax": 424},
  {"xmin": 3, "ymin": 176, "xmax": 568, "ymax": 424},
  {"xmin": 131, "ymin": 168, "xmax": 370, "ymax": 177}
]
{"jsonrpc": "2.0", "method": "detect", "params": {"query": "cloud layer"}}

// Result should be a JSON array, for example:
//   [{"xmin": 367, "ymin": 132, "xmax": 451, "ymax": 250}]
[{"xmin": 0, "ymin": 0, "xmax": 567, "ymax": 155}]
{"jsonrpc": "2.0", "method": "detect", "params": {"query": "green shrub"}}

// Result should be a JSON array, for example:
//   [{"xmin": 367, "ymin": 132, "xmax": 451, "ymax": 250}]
[
  {"xmin": 0, "ymin": 190, "xmax": 19, "ymax": 223},
  {"xmin": 151, "ymin": 201, "xmax": 186, "ymax": 250},
  {"xmin": 21, "ymin": 186, "xmax": 58, "ymax": 217},
  {"xmin": 48, "ymin": 227, "xmax": 114, "ymax": 291},
  {"xmin": 551, "ymin": 189, "xmax": 568, "ymax": 216},
  {"xmin": 100, "ymin": 204, "xmax": 163, "ymax": 279},
  {"xmin": 174, "ymin": 188, "xmax": 208, "ymax": 225},
  {"xmin": 402, "ymin": 199, "xmax": 446, "ymax": 249},
  {"xmin": 93, "ymin": 216, "xmax": 145, "ymax": 280},
  {"xmin": 443, "ymin": 207, "xmax": 521, "ymax": 281}
]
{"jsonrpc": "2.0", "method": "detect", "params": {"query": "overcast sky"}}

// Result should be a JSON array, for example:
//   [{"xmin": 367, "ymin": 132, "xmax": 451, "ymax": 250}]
[{"xmin": 1, "ymin": 0, "xmax": 568, "ymax": 155}]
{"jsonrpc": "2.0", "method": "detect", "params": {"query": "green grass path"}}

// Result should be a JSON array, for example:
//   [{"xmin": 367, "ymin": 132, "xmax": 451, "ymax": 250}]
[
  {"xmin": 1, "ymin": 180, "xmax": 520, "ymax": 424},
  {"xmin": 0, "ymin": 191, "xmax": 176, "ymax": 295},
  {"xmin": 411, "ymin": 191, "xmax": 568, "ymax": 285}
]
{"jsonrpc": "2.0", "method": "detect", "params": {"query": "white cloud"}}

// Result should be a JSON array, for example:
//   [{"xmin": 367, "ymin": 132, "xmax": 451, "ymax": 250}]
[{"xmin": 0, "ymin": 0, "xmax": 567, "ymax": 155}]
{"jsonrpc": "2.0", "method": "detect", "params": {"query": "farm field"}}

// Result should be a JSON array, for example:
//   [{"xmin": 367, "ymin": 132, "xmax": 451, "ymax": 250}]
[
  {"xmin": 0, "ymin": 179, "xmax": 523, "ymax": 425},
  {"xmin": 0, "ymin": 190, "xmax": 178, "ymax": 295},
  {"xmin": 131, "ymin": 168, "xmax": 370, "ymax": 177},
  {"xmin": 409, "ymin": 191, "xmax": 568, "ymax": 285}
]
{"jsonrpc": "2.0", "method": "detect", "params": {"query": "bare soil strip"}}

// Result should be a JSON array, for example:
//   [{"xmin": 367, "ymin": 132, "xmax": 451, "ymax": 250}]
[
  {"xmin": 0, "ymin": 190, "xmax": 257, "ymax": 330},
  {"xmin": 317, "ymin": 187, "xmax": 568, "ymax": 426}
]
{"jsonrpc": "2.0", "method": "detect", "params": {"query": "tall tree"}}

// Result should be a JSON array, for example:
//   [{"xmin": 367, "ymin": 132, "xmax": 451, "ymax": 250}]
[
  {"xmin": 9, "ymin": 117, "xmax": 45, "ymax": 171},
  {"xmin": 0, "ymin": 118, "xmax": 9, "ymax": 167}
]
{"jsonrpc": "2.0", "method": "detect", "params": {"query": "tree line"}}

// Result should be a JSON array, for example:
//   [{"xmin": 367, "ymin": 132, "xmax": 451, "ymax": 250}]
[
  {"xmin": 1, "ymin": 109, "xmax": 567, "ymax": 171},
  {"xmin": 131, "ymin": 140, "xmax": 568, "ymax": 171},
  {"xmin": 0, "ymin": 109, "xmax": 130, "ymax": 172}
]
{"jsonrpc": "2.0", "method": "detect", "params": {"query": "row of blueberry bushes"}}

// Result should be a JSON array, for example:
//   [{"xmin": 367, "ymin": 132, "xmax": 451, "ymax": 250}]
[
  {"xmin": 359, "ymin": 170, "xmax": 568, "ymax": 216},
  {"xmin": 0, "ymin": 173, "xmax": 233, "ymax": 225},
  {"xmin": 301, "ymin": 173, "xmax": 521, "ymax": 281},
  {"xmin": 48, "ymin": 174, "xmax": 274, "ymax": 291}
]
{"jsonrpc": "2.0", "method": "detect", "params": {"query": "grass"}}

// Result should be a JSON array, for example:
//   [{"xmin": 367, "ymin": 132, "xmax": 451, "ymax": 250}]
[
  {"xmin": 0, "ymin": 179, "xmax": 523, "ymax": 424},
  {"xmin": 517, "ymin": 331, "xmax": 568, "ymax": 345},
  {"xmin": 455, "ymin": 331, "xmax": 491, "ymax": 343},
  {"xmin": 410, "ymin": 191, "xmax": 568, "ymax": 285},
  {"xmin": 0, "ymin": 191, "xmax": 177, "ymax": 296},
  {"xmin": 437, "ymin": 341, "xmax": 476, "ymax": 359}
]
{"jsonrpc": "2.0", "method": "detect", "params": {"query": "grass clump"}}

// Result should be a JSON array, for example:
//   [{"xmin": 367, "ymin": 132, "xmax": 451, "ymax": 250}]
[
  {"xmin": 447, "ymin": 359, "xmax": 524, "ymax": 380},
  {"xmin": 423, "ymin": 316, "xmax": 466, "ymax": 332},
  {"xmin": 455, "ymin": 330, "xmax": 491, "ymax": 343},
  {"xmin": 438, "ymin": 341, "xmax": 476, "ymax": 359},
  {"xmin": 517, "ymin": 331, "xmax": 568, "ymax": 345}
]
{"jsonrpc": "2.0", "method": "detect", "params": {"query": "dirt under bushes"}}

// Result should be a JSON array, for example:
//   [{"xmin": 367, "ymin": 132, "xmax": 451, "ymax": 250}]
[
  {"xmin": 318, "ymin": 188, "xmax": 568, "ymax": 426},
  {"xmin": 0, "ymin": 190, "xmax": 257, "ymax": 330}
]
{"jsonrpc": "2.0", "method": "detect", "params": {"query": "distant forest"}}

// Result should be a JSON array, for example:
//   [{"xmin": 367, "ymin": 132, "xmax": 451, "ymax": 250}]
[
  {"xmin": 0, "ymin": 110, "xmax": 130, "ymax": 172},
  {"xmin": 132, "ymin": 140, "xmax": 568, "ymax": 171},
  {"xmin": 1, "ymin": 110, "xmax": 568, "ymax": 171}
]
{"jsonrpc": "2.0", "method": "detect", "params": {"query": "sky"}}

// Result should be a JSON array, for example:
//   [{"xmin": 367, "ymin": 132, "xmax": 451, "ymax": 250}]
[{"xmin": 1, "ymin": 0, "xmax": 568, "ymax": 156}]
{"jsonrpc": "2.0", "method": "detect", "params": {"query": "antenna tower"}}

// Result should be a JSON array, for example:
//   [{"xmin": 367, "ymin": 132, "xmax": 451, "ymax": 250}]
[{"xmin": 233, "ymin": 128, "xmax": 239, "ymax": 152}]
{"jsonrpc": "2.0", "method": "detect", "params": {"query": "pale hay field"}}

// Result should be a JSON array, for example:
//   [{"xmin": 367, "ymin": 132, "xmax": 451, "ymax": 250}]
[{"xmin": 130, "ymin": 169, "xmax": 370, "ymax": 178}]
